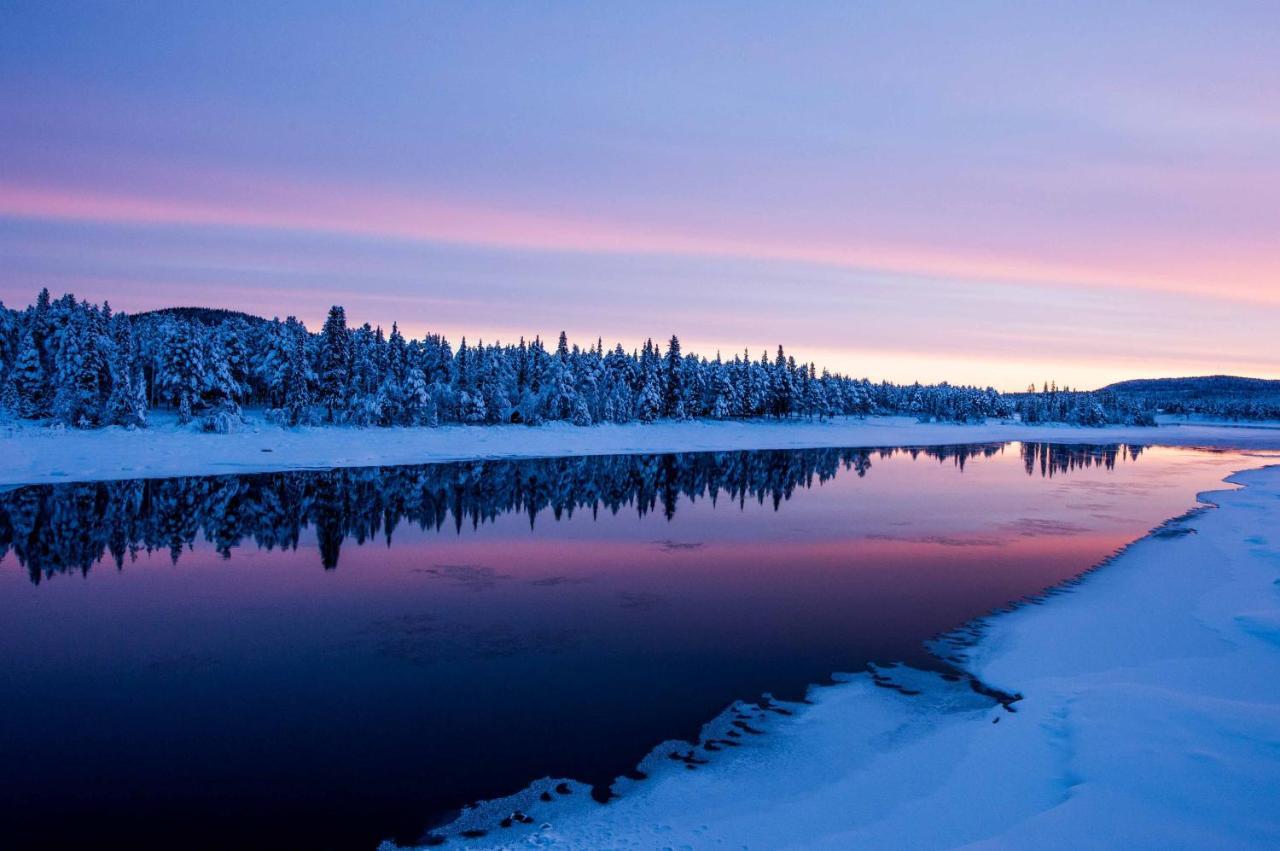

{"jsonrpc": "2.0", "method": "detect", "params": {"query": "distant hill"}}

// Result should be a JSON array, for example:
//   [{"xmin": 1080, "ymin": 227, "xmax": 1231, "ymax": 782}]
[
  {"xmin": 1101, "ymin": 375, "xmax": 1280, "ymax": 400},
  {"xmin": 132, "ymin": 306, "xmax": 270, "ymax": 328},
  {"xmin": 1099, "ymin": 375, "xmax": 1280, "ymax": 420}
]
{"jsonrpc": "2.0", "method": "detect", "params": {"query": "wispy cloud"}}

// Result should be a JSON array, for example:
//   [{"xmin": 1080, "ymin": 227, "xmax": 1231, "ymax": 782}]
[{"xmin": 4, "ymin": 175, "xmax": 1276, "ymax": 307}]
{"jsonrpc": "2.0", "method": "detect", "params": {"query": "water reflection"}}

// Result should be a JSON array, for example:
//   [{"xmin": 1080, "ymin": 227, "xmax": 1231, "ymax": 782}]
[
  {"xmin": 3, "ymin": 441, "xmax": 1246, "ymax": 851},
  {"xmin": 1, "ymin": 443, "xmax": 1144, "ymax": 581}
]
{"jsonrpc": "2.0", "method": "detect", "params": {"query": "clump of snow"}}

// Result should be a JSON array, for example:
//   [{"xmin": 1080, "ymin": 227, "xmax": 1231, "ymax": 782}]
[
  {"xmin": 4, "ymin": 412, "xmax": 1280, "ymax": 486},
  {"xmin": 386, "ymin": 463, "xmax": 1280, "ymax": 849}
]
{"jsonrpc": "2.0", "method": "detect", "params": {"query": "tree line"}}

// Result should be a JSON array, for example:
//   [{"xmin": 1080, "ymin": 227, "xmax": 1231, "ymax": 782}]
[{"xmin": 0, "ymin": 289, "xmax": 1156, "ymax": 431}]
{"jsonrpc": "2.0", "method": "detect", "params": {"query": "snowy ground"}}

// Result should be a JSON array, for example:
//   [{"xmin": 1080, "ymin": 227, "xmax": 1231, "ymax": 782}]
[
  {"xmin": 4, "ymin": 411, "xmax": 1280, "ymax": 486},
  {"xmin": 386, "ymin": 461, "xmax": 1280, "ymax": 850}
]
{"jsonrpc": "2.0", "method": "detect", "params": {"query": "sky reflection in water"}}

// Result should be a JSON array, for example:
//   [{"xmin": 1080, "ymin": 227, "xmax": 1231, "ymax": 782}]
[{"xmin": 0, "ymin": 442, "xmax": 1252, "ymax": 850}]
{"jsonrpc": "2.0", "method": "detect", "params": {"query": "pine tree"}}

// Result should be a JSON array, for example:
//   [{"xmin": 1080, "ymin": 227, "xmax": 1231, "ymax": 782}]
[
  {"xmin": 160, "ymin": 320, "xmax": 204, "ymax": 424},
  {"xmin": 31, "ymin": 288, "xmax": 52, "ymax": 377},
  {"xmin": 662, "ymin": 335, "xmax": 684, "ymax": 419},
  {"xmin": 602, "ymin": 344, "xmax": 634, "ymax": 424},
  {"xmin": 103, "ymin": 315, "xmax": 146, "ymax": 428},
  {"xmin": 459, "ymin": 389, "xmax": 487, "ymax": 424},
  {"xmin": 402, "ymin": 365, "xmax": 430, "ymax": 425},
  {"xmin": 11, "ymin": 330, "xmax": 46, "ymax": 418},
  {"xmin": 281, "ymin": 318, "xmax": 312, "ymax": 426},
  {"xmin": 454, "ymin": 337, "xmax": 472, "ymax": 394},
  {"xmin": 0, "ymin": 375, "xmax": 19, "ymax": 421},
  {"xmin": 476, "ymin": 344, "xmax": 513, "ymax": 424},
  {"xmin": 636, "ymin": 343, "xmax": 662, "ymax": 423},
  {"xmin": 679, "ymin": 353, "xmax": 706, "ymax": 418},
  {"xmin": 542, "ymin": 354, "xmax": 577, "ymax": 422},
  {"xmin": 0, "ymin": 301, "xmax": 17, "ymax": 375},
  {"xmin": 571, "ymin": 393, "xmax": 592, "ymax": 426},
  {"xmin": 380, "ymin": 323, "xmax": 409, "ymax": 425},
  {"xmin": 348, "ymin": 324, "xmax": 383, "ymax": 426},
  {"xmin": 52, "ymin": 309, "xmax": 104, "ymax": 427},
  {"xmin": 219, "ymin": 319, "xmax": 253, "ymax": 399},
  {"xmin": 199, "ymin": 329, "xmax": 243, "ymax": 431},
  {"xmin": 769, "ymin": 346, "xmax": 794, "ymax": 418},
  {"xmin": 709, "ymin": 356, "xmax": 736, "ymax": 419},
  {"xmin": 317, "ymin": 305, "xmax": 350, "ymax": 422}
]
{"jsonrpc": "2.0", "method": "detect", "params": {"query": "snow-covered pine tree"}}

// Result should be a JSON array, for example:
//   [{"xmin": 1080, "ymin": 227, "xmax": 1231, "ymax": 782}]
[
  {"xmin": 459, "ymin": 389, "xmax": 487, "ymax": 424},
  {"xmin": 0, "ymin": 300, "xmax": 17, "ymax": 377},
  {"xmin": 103, "ymin": 313, "xmax": 147, "ymax": 428},
  {"xmin": 662, "ymin": 335, "xmax": 684, "ymax": 419},
  {"xmin": 52, "ymin": 308, "xmax": 105, "ymax": 427},
  {"xmin": 281, "ymin": 317, "xmax": 312, "ymax": 426},
  {"xmin": 709, "ymin": 355, "xmax": 736, "ymax": 419},
  {"xmin": 347, "ymin": 323, "xmax": 384, "ymax": 426},
  {"xmin": 199, "ymin": 327, "xmax": 244, "ymax": 432},
  {"xmin": 11, "ymin": 329, "xmax": 46, "ymax": 418},
  {"xmin": 0, "ymin": 305, "xmax": 20, "ymax": 419},
  {"xmin": 218, "ymin": 319, "xmax": 253, "ymax": 401},
  {"xmin": 476, "ymin": 343, "xmax": 513, "ymax": 424},
  {"xmin": 680, "ymin": 352, "xmax": 707, "ymax": 418},
  {"xmin": 801, "ymin": 363, "xmax": 822, "ymax": 419},
  {"xmin": 636, "ymin": 341, "xmax": 662, "ymax": 423},
  {"xmin": 254, "ymin": 319, "xmax": 288, "ymax": 408},
  {"xmin": 317, "ymin": 305, "xmax": 351, "ymax": 423},
  {"xmin": 159, "ymin": 319, "xmax": 204, "ymax": 424},
  {"xmin": 454, "ymin": 337, "xmax": 472, "ymax": 396},
  {"xmin": 541, "ymin": 344, "xmax": 578, "ymax": 422},
  {"xmin": 570, "ymin": 392, "xmax": 592, "ymax": 426},
  {"xmin": 735, "ymin": 351, "xmax": 754, "ymax": 417},
  {"xmin": 601, "ymin": 344, "xmax": 633, "ymax": 424},
  {"xmin": 526, "ymin": 337, "xmax": 545, "ymax": 396},
  {"xmin": 817, "ymin": 368, "xmax": 836, "ymax": 420},
  {"xmin": 0, "ymin": 375, "xmax": 19, "ymax": 421},
  {"xmin": 767, "ymin": 349, "xmax": 782, "ymax": 416},
  {"xmin": 380, "ymin": 323, "xmax": 408, "ymax": 425},
  {"xmin": 512, "ymin": 338, "xmax": 545, "ymax": 424},
  {"xmin": 574, "ymin": 343, "xmax": 603, "ymax": 424},
  {"xmin": 31, "ymin": 288, "xmax": 53, "ymax": 378},
  {"xmin": 402, "ymin": 364, "xmax": 430, "ymax": 425}
]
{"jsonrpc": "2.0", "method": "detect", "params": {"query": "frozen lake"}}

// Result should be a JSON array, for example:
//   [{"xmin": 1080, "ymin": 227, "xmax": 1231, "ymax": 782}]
[{"xmin": 0, "ymin": 442, "xmax": 1252, "ymax": 849}]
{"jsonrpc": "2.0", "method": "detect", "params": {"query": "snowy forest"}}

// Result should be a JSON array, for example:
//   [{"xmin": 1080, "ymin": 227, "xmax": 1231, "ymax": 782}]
[
  {"xmin": 0, "ymin": 289, "xmax": 1158, "ymax": 431},
  {"xmin": 1101, "ymin": 376, "xmax": 1280, "ymax": 422},
  {"xmin": 0, "ymin": 443, "xmax": 1141, "ymax": 582}
]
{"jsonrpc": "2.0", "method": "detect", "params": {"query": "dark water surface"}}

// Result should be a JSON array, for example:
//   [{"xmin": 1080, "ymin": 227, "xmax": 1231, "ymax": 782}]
[{"xmin": 0, "ymin": 443, "xmax": 1249, "ymax": 849}]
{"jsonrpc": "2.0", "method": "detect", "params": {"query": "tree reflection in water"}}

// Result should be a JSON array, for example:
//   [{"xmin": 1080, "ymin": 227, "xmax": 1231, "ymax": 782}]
[{"xmin": 0, "ymin": 442, "xmax": 1144, "ymax": 582}]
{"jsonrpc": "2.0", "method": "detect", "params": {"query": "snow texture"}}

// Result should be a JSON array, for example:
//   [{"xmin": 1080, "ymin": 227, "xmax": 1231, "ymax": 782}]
[{"xmin": 385, "ymin": 462, "xmax": 1280, "ymax": 850}]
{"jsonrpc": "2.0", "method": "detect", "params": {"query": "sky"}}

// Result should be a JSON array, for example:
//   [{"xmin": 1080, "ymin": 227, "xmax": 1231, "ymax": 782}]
[{"xmin": 1, "ymin": 1, "xmax": 1277, "ymax": 390}]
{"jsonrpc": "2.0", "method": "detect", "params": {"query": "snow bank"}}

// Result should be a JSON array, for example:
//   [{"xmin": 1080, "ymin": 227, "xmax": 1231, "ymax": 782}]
[
  {"xmin": 388, "ymin": 463, "xmax": 1280, "ymax": 849},
  {"xmin": 4, "ymin": 412, "xmax": 1280, "ymax": 486}
]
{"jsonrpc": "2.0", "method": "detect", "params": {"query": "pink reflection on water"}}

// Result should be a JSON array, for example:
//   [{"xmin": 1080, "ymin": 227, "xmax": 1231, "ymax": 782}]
[{"xmin": 0, "ymin": 443, "xmax": 1255, "ymax": 850}]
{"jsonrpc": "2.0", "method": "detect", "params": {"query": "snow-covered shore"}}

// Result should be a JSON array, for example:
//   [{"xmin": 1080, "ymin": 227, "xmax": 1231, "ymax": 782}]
[
  {"xmin": 389, "ymin": 461, "xmax": 1280, "ymax": 850},
  {"xmin": 4, "ymin": 413, "xmax": 1280, "ymax": 486}
]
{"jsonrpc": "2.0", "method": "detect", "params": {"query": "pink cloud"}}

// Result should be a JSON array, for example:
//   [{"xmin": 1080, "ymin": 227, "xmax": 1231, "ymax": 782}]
[{"xmin": 4, "ymin": 175, "xmax": 1277, "ymax": 306}]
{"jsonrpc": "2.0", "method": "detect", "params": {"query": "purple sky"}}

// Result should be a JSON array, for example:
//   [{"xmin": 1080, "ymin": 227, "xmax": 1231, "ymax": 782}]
[{"xmin": 2, "ymin": 2, "xmax": 1277, "ymax": 389}]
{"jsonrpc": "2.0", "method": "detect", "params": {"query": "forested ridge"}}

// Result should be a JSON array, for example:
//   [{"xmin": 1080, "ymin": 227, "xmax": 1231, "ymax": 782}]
[
  {"xmin": 0, "ymin": 289, "xmax": 1158, "ymax": 431},
  {"xmin": 1101, "ymin": 376, "xmax": 1280, "ymax": 421}
]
